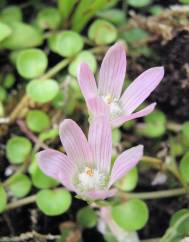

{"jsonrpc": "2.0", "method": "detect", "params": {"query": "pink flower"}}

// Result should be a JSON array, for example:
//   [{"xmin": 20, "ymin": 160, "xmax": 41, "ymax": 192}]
[
  {"xmin": 77, "ymin": 42, "xmax": 164, "ymax": 128},
  {"xmin": 37, "ymin": 101, "xmax": 143, "ymax": 201}
]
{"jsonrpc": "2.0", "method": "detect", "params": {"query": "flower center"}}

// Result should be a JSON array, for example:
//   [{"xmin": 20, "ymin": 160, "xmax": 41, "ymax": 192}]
[
  {"xmin": 102, "ymin": 95, "xmax": 123, "ymax": 119},
  {"xmin": 76, "ymin": 166, "xmax": 107, "ymax": 192}
]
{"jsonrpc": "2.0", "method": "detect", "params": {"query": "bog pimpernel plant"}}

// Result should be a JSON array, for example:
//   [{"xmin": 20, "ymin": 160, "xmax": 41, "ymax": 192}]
[{"xmin": 1, "ymin": 0, "xmax": 189, "ymax": 242}]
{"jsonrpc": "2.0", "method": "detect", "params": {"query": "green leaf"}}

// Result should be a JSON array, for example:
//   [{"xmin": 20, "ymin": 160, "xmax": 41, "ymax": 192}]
[
  {"xmin": 71, "ymin": 0, "xmax": 110, "ymax": 32},
  {"xmin": 3, "ymin": 73, "xmax": 15, "ymax": 89},
  {"xmin": 39, "ymin": 128, "xmax": 59, "ymax": 142},
  {"xmin": 112, "ymin": 199, "xmax": 149, "ymax": 231},
  {"xmin": 179, "ymin": 152, "xmax": 189, "ymax": 183},
  {"xmin": 121, "ymin": 28, "xmax": 149, "ymax": 44},
  {"xmin": 52, "ymin": 91, "xmax": 65, "ymax": 108},
  {"xmin": 170, "ymin": 209, "xmax": 189, "ymax": 226},
  {"xmin": 137, "ymin": 110, "xmax": 167, "ymax": 138},
  {"xmin": 179, "ymin": 0, "xmax": 189, "ymax": 4},
  {"xmin": 48, "ymin": 31, "xmax": 84, "ymax": 57},
  {"xmin": 181, "ymin": 122, "xmax": 189, "ymax": 147},
  {"xmin": 68, "ymin": 51, "xmax": 97, "ymax": 77},
  {"xmin": 36, "ymin": 189, "xmax": 72, "ymax": 216},
  {"xmin": 57, "ymin": 0, "xmax": 77, "ymax": 19},
  {"xmin": 36, "ymin": 7, "xmax": 61, "ymax": 30},
  {"xmin": 88, "ymin": 19, "xmax": 117, "ymax": 45},
  {"xmin": 0, "ymin": 5, "xmax": 22, "ymax": 23},
  {"xmin": 160, "ymin": 212, "xmax": 189, "ymax": 242},
  {"xmin": 9, "ymin": 173, "xmax": 32, "ymax": 198},
  {"xmin": 148, "ymin": 5, "xmax": 163, "ymax": 15},
  {"xmin": 0, "ymin": 184, "xmax": 7, "ymax": 213},
  {"xmin": 0, "ymin": 87, "xmax": 7, "ymax": 102},
  {"xmin": 115, "ymin": 167, "xmax": 138, "ymax": 192},
  {"xmin": 0, "ymin": 21, "xmax": 12, "ymax": 42},
  {"xmin": 16, "ymin": 48, "xmax": 48, "ymax": 79},
  {"xmin": 96, "ymin": 8, "xmax": 125, "ymax": 25},
  {"xmin": 0, "ymin": 102, "xmax": 4, "ymax": 117},
  {"xmin": 6, "ymin": 136, "xmax": 32, "ymax": 164},
  {"xmin": 76, "ymin": 207, "xmax": 97, "ymax": 228},
  {"xmin": 1, "ymin": 22, "xmax": 43, "ymax": 50},
  {"xmin": 127, "ymin": 0, "xmax": 152, "ymax": 8},
  {"xmin": 26, "ymin": 110, "xmax": 50, "ymax": 133},
  {"xmin": 112, "ymin": 129, "xmax": 121, "ymax": 146},
  {"xmin": 26, "ymin": 79, "xmax": 59, "ymax": 103}
]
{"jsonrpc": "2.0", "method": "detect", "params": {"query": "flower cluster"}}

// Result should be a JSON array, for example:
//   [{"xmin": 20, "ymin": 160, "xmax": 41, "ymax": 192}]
[{"xmin": 37, "ymin": 42, "xmax": 164, "ymax": 201}]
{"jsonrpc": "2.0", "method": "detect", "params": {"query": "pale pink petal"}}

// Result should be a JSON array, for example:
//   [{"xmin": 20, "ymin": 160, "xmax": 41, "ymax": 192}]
[
  {"xmin": 112, "ymin": 103, "xmax": 156, "ymax": 128},
  {"xmin": 59, "ymin": 119, "xmax": 93, "ymax": 167},
  {"xmin": 84, "ymin": 189, "xmax": 117, "ymax": 200},
  {"xmin": 98, "ymin": 42, "xmax": 126, "ymax": 99},
  {"xmin": 37, "ymin": 149, "xmax": 76, "ymax": 191},
  {"xmin": 88, "ymin": 115, "xmax": 112, "ymax": 173},
  {"xmin": 87, "ymin": 96, "xmax": 109, "ymax": 118},
  {"xmin": 108, "ymin": 145, "xmax": 143, "ymax": 187},
  {"xmin": 120, "ymin": 67, "xmax": 164, "ymax": 114},
  {"xmin": 77, "ymin": 63, "xmax": 98, "ymax": 101}
]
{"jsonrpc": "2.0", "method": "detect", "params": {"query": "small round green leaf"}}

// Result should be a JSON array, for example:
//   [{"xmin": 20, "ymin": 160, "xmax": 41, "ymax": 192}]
[
  {"xmin": 88, "ymin": 19, "xmax": 117, "ymax": 45},
  {"xmin": 179, "ymin": 152, "xmax": 189, "ymax": 183},
  {"xmin": 128, "ymin": 0, "xmax": 152, "ymax": 8},
  {"xmin": 112, "ymin": 199, "xmax": 149, "ymax": 231},
  {"xmin": 26, "ymin": 110, "xmax": 50, "ymax": 133},
  {"xmin": 36, "ymin": 7, "xmax": 61, "ymax": 30},
  {"xmin": 9, "ymin": 174, "xmax": 32, "ymax": 198},
  {"xmin": 2, "ymin": 22, "xmax": 43, "ymax": 50},
  {"xmin": 0, "ymin": 184, "xmax": 7, "ymax": 213},
  {"xmin": 68, "ymin": 51, "xmax": 97, "ymax": 77},
  {"xmin": 115, "ymin": 167, "xmax": 138, "ymax": 192},
  {"xmin": 0, "ymin": 5, "xmax": 22, "ymax": 23},
  {"xmin": 16, "ymin": 48, "xmax": 48, "ymax": 79},
  {"xmin": 48, "ymin": 31, "xmax": 84, "ymax": 57},
  {"xmin": 0, "ymin": 21, "xmax": 12, "ymax": 42},
  {"xmin": 6, "ymin": 136, "xmax": 32, "ymax": 164},
  {"xmin": 170, "ymin": 209, "xmax": 189, "ymax": 226},
  {"xmin": 26, "ymin": 79, "xmax": 59, "ymax": 103},
  {"xmin": 36, "ymin": 189, "xmax": 72, "ymax": 216},
  {"xmin": 76, "ymin": 207, "xmax": 97, "ymax": 228},
  {"xmin": 137, "ymin": 110, "xmax": 166, "ymax": 138}
]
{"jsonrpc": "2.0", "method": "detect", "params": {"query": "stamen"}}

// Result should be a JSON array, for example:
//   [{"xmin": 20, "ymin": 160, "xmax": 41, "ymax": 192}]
[
  {"xmin": 102, "ymin": 95, "xmax": 123, "ymax": 119},
  {"xmin": 76, "ymin": 166, "xmax": 107, "ymax": 192}
]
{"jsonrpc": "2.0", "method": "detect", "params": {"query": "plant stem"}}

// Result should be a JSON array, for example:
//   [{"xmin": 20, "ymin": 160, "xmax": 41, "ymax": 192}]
[
  {"xmin": 141, "ymin": 239, "xmax": 160, "ymax": 242},
  {"xmin": 142, "ymin": 156, "xmax": 162, "ymax": 166},
  {"xmin": 6, "ymin": 187, "xmax": 189, "ymax": 211},
  {"xmin": 119, "ymin": 187, "xmax": 189, "ymax": 200},
  {"xmin": 9, "ymin": 58, "xmax": 70, "ymax": 123},
  {"xmin": 6, "ymin": 194, "xmax": 36, "ymax": 210}
]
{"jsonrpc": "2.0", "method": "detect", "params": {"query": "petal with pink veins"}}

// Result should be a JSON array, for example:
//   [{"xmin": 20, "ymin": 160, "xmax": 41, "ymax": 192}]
[
  {"xmin": 84, "ymin": 189, "xmax": 117, "ymax": 200},
  {"xmin": 87, "ymin": 96, "xmax": 110, "ymax": 118},
  {"xmin": 108, "ymin": 145, "xmax": 143, "ymax": 188},
  {"xmin": 59, "ymin": 119, "xmax": 93, "ymax": 168},
  {"xmin": 112, "ymin": 103, "xmax": 156, "ymax": 128},
  {"xmin": 77, "ymin": 63, "xmax": 98, "ymax": 102},
  {"xmin": 37, "ymin": 149, "xmax": 76, "ymax": 191},
  {"xmin": 88, "ymin": 115, "xmax": 112, "ymax": 173},
  {"xmin": 120, "ymin": 67, "xmax": 164, "ymax": 114},
  {"xmin": 98, "ymin": 42, "xmax": 126, "ymax": 99}
]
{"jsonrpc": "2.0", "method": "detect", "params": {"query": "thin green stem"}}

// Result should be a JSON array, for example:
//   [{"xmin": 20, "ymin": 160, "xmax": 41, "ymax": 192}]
[
  {"xmin": 119, "ymin": 187, "xmax": 189, "ymax": 200},
  {"xmin": 6, "ymin": 194, "xmax": 36, "ymax": 211}
]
